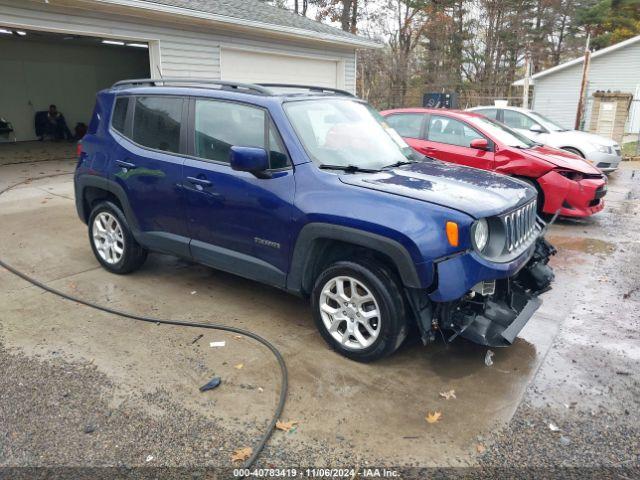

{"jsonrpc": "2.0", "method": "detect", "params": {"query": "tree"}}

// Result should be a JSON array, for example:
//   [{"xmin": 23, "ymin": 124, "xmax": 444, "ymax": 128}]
[
  {"xmin": 577, "ymin": 0, "xmax": 640, "ymax": 49},
  {"xmin": 314, "ymin": 0, "xmax": 362, "ymax": 33}
]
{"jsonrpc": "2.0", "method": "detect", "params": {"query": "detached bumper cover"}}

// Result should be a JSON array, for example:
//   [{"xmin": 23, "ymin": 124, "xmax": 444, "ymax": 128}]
[
  {"xmin": 441, "ymin": 238, "xmax": 556, "ymax": 347},
  {"xmin": 538, "ymin": 170, "xmax": 607, "ymax": 217}
]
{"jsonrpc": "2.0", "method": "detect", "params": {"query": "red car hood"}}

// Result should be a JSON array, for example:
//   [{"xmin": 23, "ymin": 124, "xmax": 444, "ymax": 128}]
[{"xmin": 524, "ymin": 145, "xmax": 601, "ymax": 174}]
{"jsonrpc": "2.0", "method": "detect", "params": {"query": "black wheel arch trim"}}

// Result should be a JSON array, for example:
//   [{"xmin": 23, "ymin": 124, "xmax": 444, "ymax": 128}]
[
  {"xmin": 286, "ymin": 223, "xmax": 423, "ymax": 293},
  {"xmin": 75, "ymin": 174, "xmax": 141, "ymax": 232}
]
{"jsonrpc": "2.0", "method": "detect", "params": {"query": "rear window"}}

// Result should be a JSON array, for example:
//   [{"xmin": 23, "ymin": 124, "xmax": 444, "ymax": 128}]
[
  {"xmin": 111, "ymin": 97, "xmax": 128, "ymax": 134},
  {"xmin": 385, "ymin": 113, "xmax": 424, "ymax": 138},
  {"xmin": 475, "ymin": 108, "xmax": 498, "ymax": 120},
  {"xmin": 132, "ymin": 96, "xmax": 183, "ymax": 153}
]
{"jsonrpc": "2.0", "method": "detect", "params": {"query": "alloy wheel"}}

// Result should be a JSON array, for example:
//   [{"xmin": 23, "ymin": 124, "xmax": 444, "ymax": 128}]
[
  {"xmin": 318, "ymin": 275, "xmax": 381, "ymax": 350},
  {"xmin": 92, "ymin": 212, "xmax": 124, "ymax": 265}
]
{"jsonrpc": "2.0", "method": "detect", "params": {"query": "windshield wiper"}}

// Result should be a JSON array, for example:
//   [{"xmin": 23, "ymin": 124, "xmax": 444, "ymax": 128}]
[
  {"xmin": 383, "ymin": 160, "xmax": 416, "ymax": 169},
  {"xmin": 319, "ymin": 164, "xmax": 381, "ymax": 173}
]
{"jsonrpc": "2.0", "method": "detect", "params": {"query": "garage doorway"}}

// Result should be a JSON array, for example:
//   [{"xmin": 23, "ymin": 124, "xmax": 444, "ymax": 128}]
[{"xmin": 0, "ymin": 28, "xmax": 150, "ymax": 142}]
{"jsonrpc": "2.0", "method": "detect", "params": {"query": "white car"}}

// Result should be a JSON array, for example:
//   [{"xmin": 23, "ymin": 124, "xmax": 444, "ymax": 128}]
[{"xmin": 467, "ymin": 106, "xmax": 621, "ymax": 173}]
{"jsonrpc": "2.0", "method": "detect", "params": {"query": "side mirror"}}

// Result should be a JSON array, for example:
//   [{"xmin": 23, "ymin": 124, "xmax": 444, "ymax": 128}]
[
  {"xmin": 470, "ymin": 138, "xmax": 490, "ymax": 150},
  {"xmin": 230, "ymin": 146, "xmax": 271, "ymax": 179},
  {"xmin": 529, "ymin": 124, "xmax": 545, "ymax": 134}
]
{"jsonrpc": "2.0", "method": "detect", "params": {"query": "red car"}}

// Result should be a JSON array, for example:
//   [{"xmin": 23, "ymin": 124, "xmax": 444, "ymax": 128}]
[{"xmin": 380, "ymin": 108, "xmax": 607, "ymax": 218}]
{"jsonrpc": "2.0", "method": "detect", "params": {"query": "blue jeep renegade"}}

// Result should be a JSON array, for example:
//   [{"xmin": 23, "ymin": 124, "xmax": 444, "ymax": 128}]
[{"xmin": 74, "ymin": 79, "xmax": 555, "ymax": 362}]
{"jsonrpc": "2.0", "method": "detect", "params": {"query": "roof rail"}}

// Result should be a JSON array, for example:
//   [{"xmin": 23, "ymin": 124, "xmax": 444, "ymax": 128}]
[
  {"xmin": 111, "ymin": 78, "xmax": 272, "ymax": 95},
  {"xmin": 258, "ymin": 83, "xmax": 355, "ymax": 97}
]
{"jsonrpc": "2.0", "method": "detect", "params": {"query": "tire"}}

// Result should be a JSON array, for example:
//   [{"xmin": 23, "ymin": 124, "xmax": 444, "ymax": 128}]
[
  {"xmin": 88, "ymin": 201, "xmax": 147, "ymax": 274},
  {"xmin": 561, "ymin": 147, "xmax": 584, "ymax": 158},
  {"xmin": 311, "ymin": 260, "xmax": 408, "ymax": 362}
]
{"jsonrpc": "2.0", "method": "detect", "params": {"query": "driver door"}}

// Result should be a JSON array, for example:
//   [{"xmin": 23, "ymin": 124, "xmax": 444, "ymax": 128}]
[
  {"xmin": 501, "ymin": 109, "xmax": 549, "ymax": 143},
  {"xmin": 422, "ymin": 115, "xmax": 495, "ymax": 171}
]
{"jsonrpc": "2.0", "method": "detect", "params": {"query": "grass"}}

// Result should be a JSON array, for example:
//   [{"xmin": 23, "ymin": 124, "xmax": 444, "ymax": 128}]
[{"xmin": 622, "ymin": 141, "xmax": 638, "ymax": 158}]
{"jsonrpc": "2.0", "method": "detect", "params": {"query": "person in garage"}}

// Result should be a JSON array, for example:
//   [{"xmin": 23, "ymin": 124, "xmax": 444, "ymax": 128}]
[{"xmin": 45, "ymin": 104, "xmax": 73, "ymax": 141}]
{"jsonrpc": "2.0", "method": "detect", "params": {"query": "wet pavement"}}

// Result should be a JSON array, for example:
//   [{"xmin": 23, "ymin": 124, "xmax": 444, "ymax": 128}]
[{"xmin": 0, "ymin": 142, "xmax": 638, "ymax": 472}]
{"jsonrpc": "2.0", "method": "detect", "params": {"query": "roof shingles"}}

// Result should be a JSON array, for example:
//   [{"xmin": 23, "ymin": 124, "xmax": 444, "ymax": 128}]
[{"xmin": 139, "ymin": 0, "xmax": 367, "ymax": 42}]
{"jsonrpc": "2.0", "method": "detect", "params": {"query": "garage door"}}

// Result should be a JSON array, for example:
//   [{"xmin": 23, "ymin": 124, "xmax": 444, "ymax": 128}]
[{"xmin": 221, "ymin": 48, "xmax": 342, "ymax": 88}]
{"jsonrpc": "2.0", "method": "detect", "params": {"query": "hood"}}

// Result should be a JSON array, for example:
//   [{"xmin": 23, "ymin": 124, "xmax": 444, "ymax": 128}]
[
  {"xmin": 339, "ymin": 158, "xmax": 536, "ymax": 219},
  {"xmin": 524, "ymin": 145, "xmax": 602, "ymax": 174},
  {"xmin": 547, "ymin": 129, "xmax": 618, "ymax": 147}
]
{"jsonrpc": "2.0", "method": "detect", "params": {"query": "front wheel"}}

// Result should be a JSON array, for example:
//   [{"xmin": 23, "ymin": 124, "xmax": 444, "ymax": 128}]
[
  {"xmin": 311, "ymin": 260, "xmax": 408, "ymax": 362},
  {"xmin": 561, "ymin": 147, "xmax": 585, "ymax": 158}
]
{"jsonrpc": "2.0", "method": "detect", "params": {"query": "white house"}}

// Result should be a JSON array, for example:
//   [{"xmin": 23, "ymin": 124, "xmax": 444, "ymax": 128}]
[
  {"xmin": 514, "ymin": 35, "xmax": 640, "ymax": 135},
  {"xmin": 0, "ymin": 0, "xmax": 378, "ymax": 141}
]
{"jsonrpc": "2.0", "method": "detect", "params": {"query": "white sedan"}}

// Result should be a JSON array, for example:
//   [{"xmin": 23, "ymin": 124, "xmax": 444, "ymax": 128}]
[{"xmin": 467, "ymin": 106, "xmax": 621, "ymax": 173}]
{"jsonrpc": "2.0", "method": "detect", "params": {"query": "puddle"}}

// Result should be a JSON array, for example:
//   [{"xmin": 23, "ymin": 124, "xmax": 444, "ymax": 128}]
[{"xmin": 546, "ymin": 235, "xmax": 616, "ymax": 256}]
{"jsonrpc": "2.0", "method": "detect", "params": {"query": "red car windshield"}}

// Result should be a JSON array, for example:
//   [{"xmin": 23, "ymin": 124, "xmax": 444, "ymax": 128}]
[{"xmin": 467, "ymin": 116, "xmax": 537, "ymax": 149}]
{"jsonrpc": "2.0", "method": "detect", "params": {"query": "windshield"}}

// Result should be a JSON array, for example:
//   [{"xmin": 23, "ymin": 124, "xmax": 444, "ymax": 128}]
[
  {"xmin": 284, "ymin": 99, "xmax": 419, "ymax": 170},
  {"xmin": 467, "ymin": 115, "xmax": 537, "ymax": 149},
  {"xmin": 527, "ymin": 111, "xmax": 568, "ymax": 132}
]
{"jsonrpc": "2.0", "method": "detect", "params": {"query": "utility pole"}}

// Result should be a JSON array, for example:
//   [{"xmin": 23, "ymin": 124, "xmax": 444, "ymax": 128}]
[
  {"xmin": 522, "ymin": 53, "xmax": 531, "ymax": 109},
  {"xmin": 575, "ymin": 33, "xmax": 591, "ymax": 131}
]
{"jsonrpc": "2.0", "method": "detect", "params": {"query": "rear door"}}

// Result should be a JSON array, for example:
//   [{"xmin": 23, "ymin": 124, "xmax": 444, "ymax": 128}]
[
  {"xmin": 384, "ymin": 113, "xmax": 429, "ymax": 153},
  {"xmin": 421, "ymin": 114, "xmax": 495, "ymax": 170},
  {"xmin": 182, "ymin": 98, "xmax": 295, "ymax": 288},
  {"xmin": 109, "ymin": 94, "xmax": 190, "ymax": 255}
]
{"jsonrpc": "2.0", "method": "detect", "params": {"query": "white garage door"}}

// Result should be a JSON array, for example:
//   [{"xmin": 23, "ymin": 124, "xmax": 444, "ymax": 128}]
[{"xmin": 221, "ymin": 48, "xmax": 342, "ymax": 88}]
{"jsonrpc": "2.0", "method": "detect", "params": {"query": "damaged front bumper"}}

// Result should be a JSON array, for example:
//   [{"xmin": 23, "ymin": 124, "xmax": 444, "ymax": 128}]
[
  {"xmin": 408, "ymin": 237, "xmax": 557, "ymax": 348},
  {"xmin": 442, "ymin": 237, "xmax": 556, "ymax": 347}
]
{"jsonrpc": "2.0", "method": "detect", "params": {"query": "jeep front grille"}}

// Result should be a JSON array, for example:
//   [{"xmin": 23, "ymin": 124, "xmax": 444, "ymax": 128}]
[{"xmin": 503, "ymin": 200, "xmax": 537, "ymax": 253}]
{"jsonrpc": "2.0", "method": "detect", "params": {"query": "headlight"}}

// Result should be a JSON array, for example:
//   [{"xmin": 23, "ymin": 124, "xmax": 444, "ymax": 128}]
[
  {"xmin": 557, "ymin": 170, "xmax": 584, "ymax": 181},
  {"xmin": 590, "ymin": 143, "xmax": 612, "ymax": 154},
  {"xmin": 472, "ymin": 218, "xmax": 489, "ymax": 252}
]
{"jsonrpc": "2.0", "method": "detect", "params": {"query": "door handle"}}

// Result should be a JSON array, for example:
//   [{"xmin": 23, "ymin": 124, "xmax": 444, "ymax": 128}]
[
  {"xmin": 115, "ymin": 159, "xmax": 137, "ymax": 169},
  {"xmin": 187, "ymin": 176, "xmax": 212, "ymax": 187}
]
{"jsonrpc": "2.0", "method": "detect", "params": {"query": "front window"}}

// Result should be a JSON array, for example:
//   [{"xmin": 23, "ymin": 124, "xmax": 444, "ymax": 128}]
[
  {"xmin": 284, "ymin": 99, "xmax": 418, "ymax": 170},
  {"xmin": 427, "ymin": 115, "xmax": 485, "ymax": 148},
  {"xmin": 527, "ymin": 111, "xmax": 568, "ymax": 132},
  {"xmin": 466, "ymin": 115, "xmax": 537, "ymax": 149}
]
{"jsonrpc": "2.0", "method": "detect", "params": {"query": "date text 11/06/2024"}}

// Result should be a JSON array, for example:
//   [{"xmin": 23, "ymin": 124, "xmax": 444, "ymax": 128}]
[{"xmin": 233, "ymin": 468, "xmax": 400, "ymax": 477}]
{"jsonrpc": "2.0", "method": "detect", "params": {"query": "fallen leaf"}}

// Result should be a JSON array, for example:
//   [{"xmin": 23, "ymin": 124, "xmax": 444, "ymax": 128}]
[
  {"xmin": 425, "ymin": 411, "xmax": 442, "ymax": 424},
  {"xmin": 439, "ymin": 389, "xmax": 456, "ymax": 400},
  {"xmin": 276, "ymin": 420, "xmax": 298, "ymax": 432},
  {"xmin": 234, "ymin": 363, "xmax": 244, "ymax": 370},
  {"xmin": 231, "ymin": 447, "xmax": 252, "ymax": 463},
  {"xmin": 234, "ymin": 335, "xmax": 243, "ymax": 339},
  {"xmin": 476, "ymin": 444, "xmax": 486, "ymax": 454}
]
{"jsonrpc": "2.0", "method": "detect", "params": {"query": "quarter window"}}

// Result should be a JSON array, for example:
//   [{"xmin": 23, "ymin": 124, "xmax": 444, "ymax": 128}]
[
  {"xmin": 427, "ymin": 115, "xmax": 484, "ymax": 148},
  {"xmin": 132, "ymin": 96, "xmax": 183, "ymax": 153},
  {"xmin": 194, "ymin": 99, "xmax": 289, "ymax": 168},
  {"xmin": 111, "ymin": 97, "xmax": 129, "ymax": 134},
  {"xmin": 385, "ymin": 114, "xmax": 424, "ymax": 138}
]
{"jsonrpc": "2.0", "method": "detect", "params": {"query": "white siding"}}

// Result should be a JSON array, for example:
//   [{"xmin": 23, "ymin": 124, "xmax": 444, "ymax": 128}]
[
  {"xmin": 532, "ymin": 40, "xmax": 640, "ymax": 133},
  {"xmin": 0, "ymin": 0, "xmax": 358, "ymax": 93}
]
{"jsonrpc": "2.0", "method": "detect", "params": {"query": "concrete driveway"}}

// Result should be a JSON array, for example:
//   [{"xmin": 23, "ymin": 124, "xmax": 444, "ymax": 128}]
[{"xmin": 1, "ymin": 142, "xmax": 638, "ymax": 471}]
